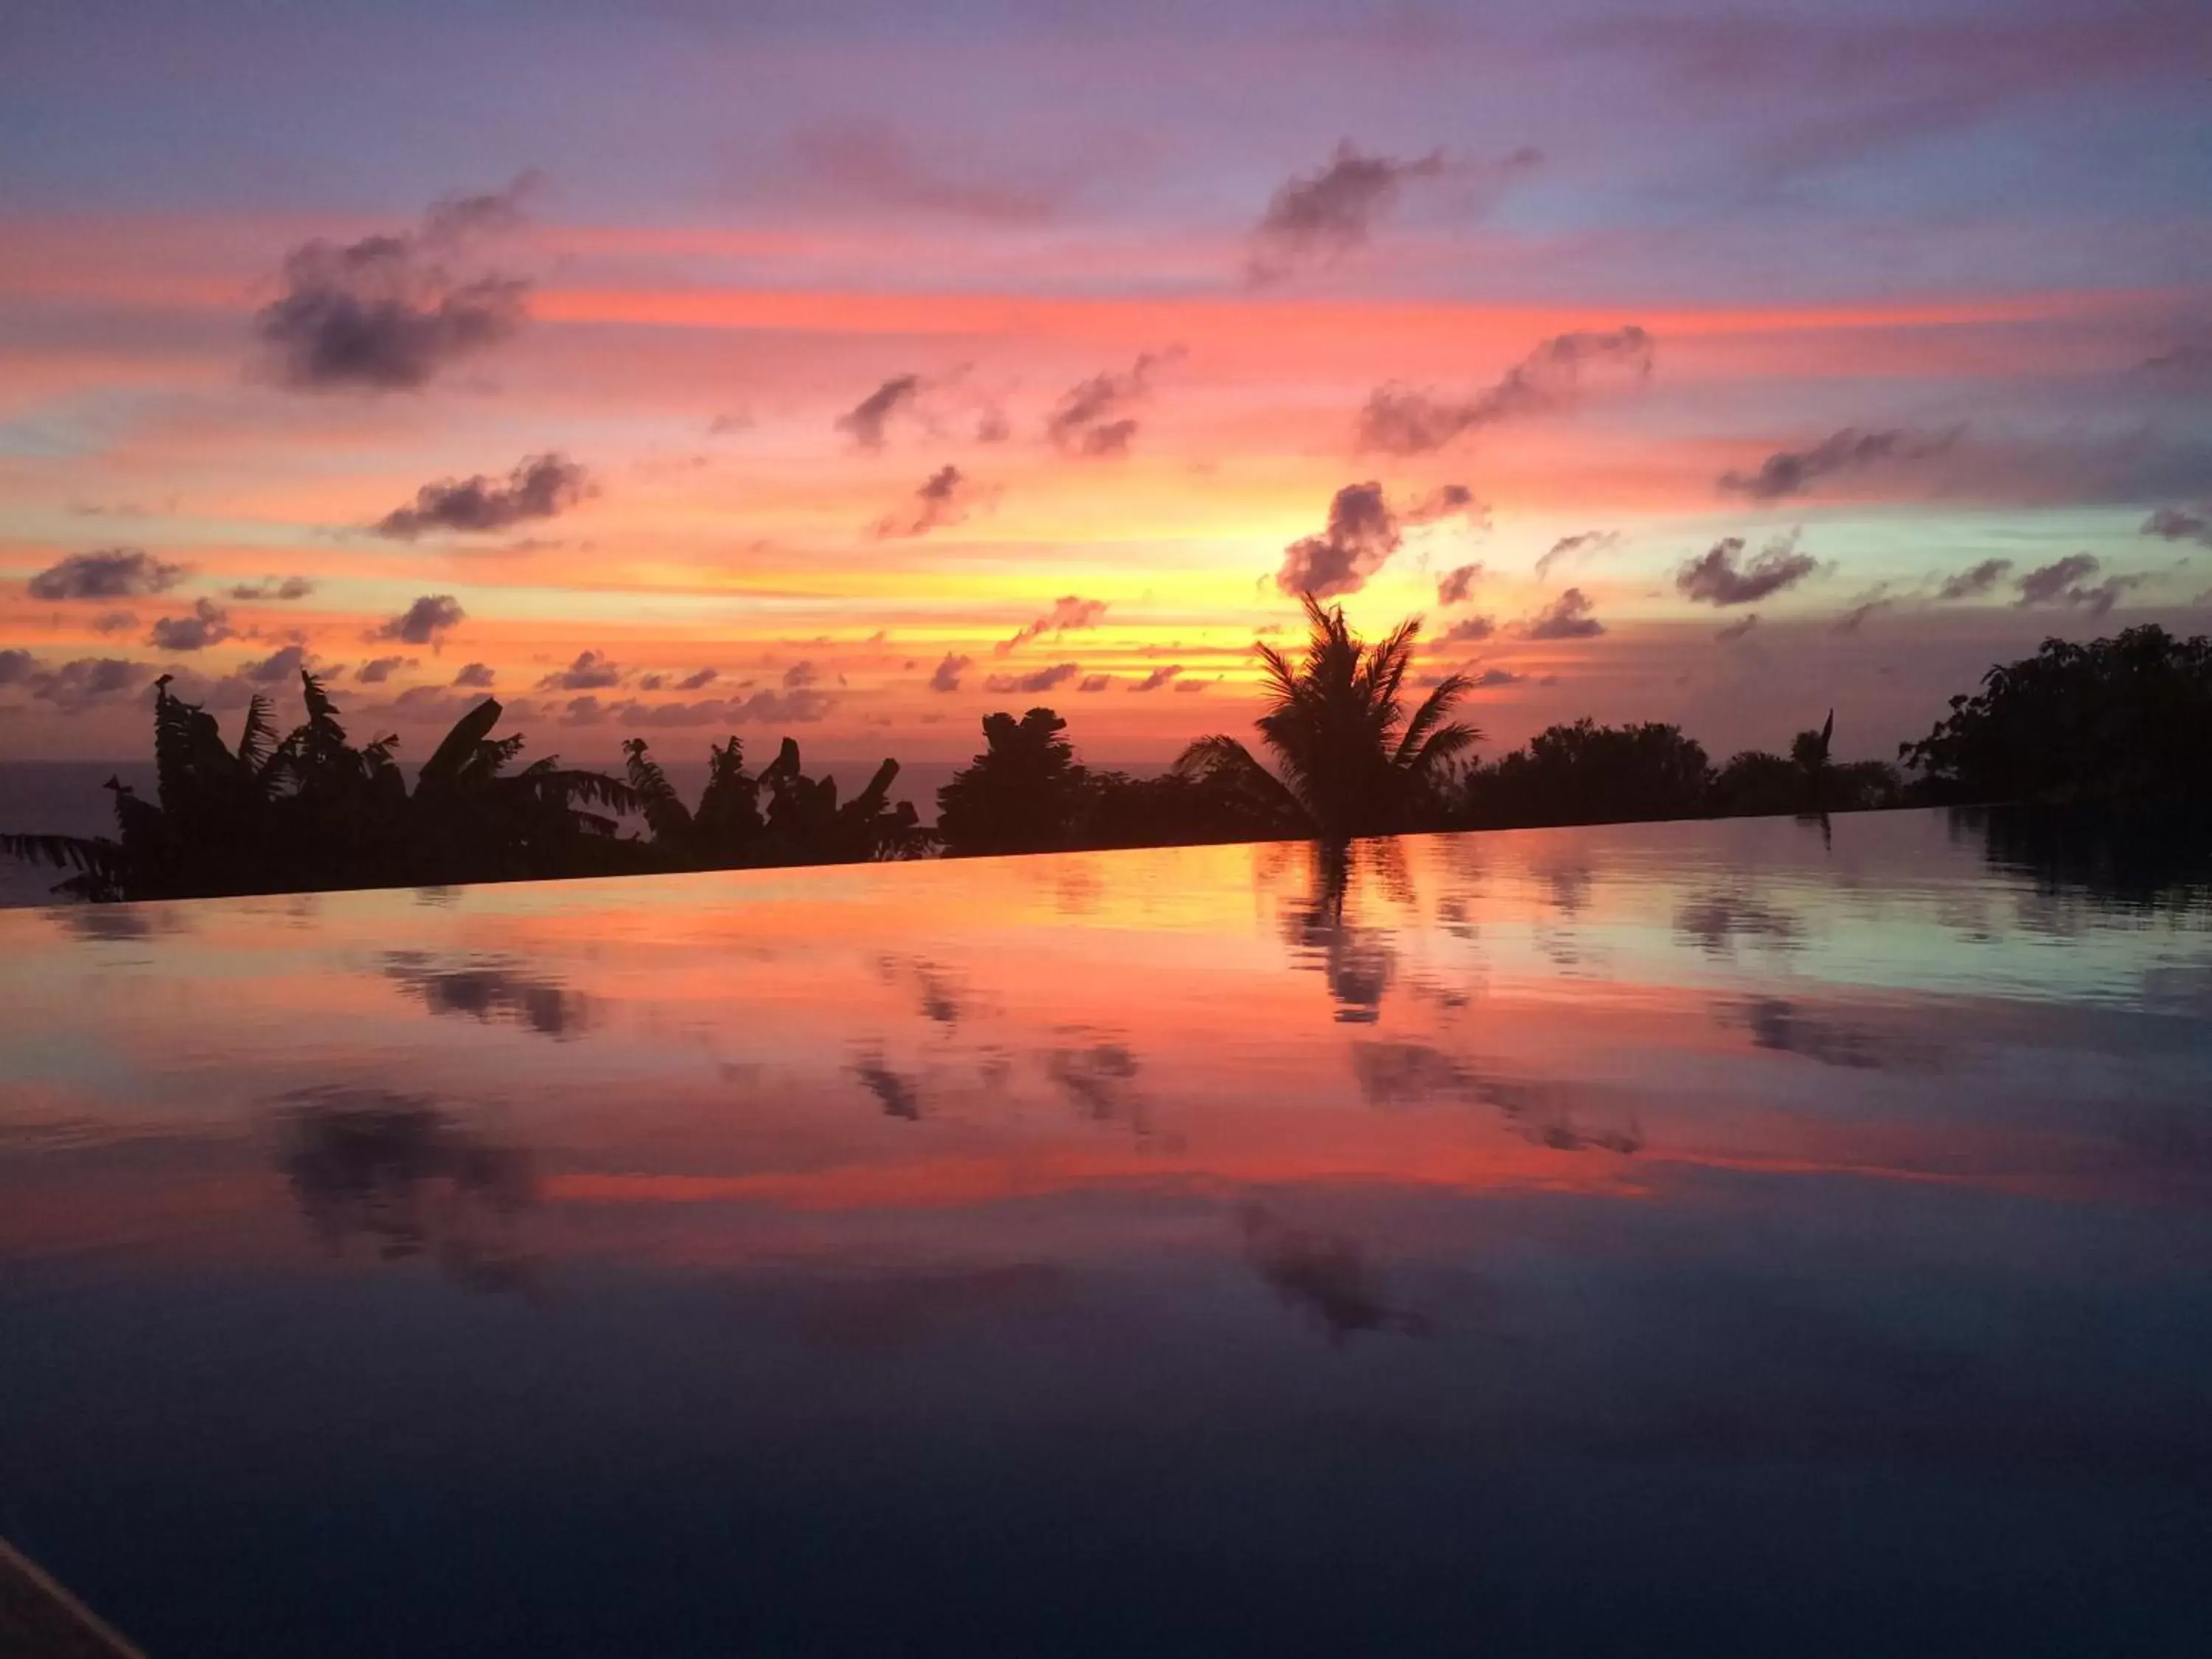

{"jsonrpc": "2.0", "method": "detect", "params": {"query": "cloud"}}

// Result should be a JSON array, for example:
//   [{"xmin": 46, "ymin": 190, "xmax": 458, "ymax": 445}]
[
  {"xmin": 998, "ymin": 595, "xmax": 1108, "ymax": 655},
  {"xmin": 240, "ymin": 644, "xmax": 310, "ymax": 684},
  {"xmin": 147, "ymin": 599, "xmax": 233, "ymax": 653},
  {"xmin": 1717, "ymin": 427, "xmax": 1953, "ymax": 501},
  {"xmin": 1716, "ymin": 613, "xmax": 1761, "ymax": 643},
  {"xmin": 1523, "ymin": 588, "xmax": 1604, "ymax": 640},
  {"xmin": 1675, "ymin": 534, "xmax": 1820, "ymax": 606},
  {"xmin": 375, "ymin": 595, "xmax": 465, "ymax": 646},
  {"xmin": 835, "ymin": 373, "xmax": 922, "ymax": 450},
  {"xmin": 1174, "ymin": 679, "xmax": 1208, "ymax": 692},
  {"xmin": 27, "ymin": 548, "xmax": 186, "ymax": 601},
  {"xmin": 1245, "ymin": 142, "xmax": 1537, "ymax": 285},
  {"xmin": 1044, "ymin": 352, "xmax": 1175, "ymax": 458},
  {"xmin": 1534, "ymin": 529, "xmax": 1621, "ymax": 582},
  {"xmin": 253, "ymin": 179, "xmax": 534, "ymax": 392},
  {"xmin": 928, "ymin": 653, "xmax": 972, "ymax": 692},
  {"xmin": 983, "ymin": 661, "xmax": 1080, "ymax": 695},
  {"xmin": 1078, "ymin": 674, "xmax": 1113, "ymax": 692},
  {"xmin": 1130, "ymin": 666, "xmax": 1182, "ymax": 692},
  {"xmin": 1436, "ymin": 563, "xmax": 1484, "ymax": 605},
  {"xmin": 452, "ymin": 661, "xmax": 496, "ymax": 688},
  {"xmin": 420, "ymin": 173, "xmax": 543, "ymax": 243},
  {"xmin": 717, "ymin": 688, "xmax": 834, "ymax": 725},
  {"xmin": 793, "ymin": 123, "xmax": 1058, "ymax": 223},
  {"xmin": 1277, "ymin": 481, "xmax": 1400, "ymax": 597},
  {"xmin": 2015, "ymin": 553, "xmax": 2101, "ymax": 605},
  {"xmin": 20, "ymin": 656, "xmax": 154, "ymax": 712},
  {"xmin": 1832, "ymin": 595, "xmax": 1895, "ymax": 634},
  {"xmin": 782, "ymin": 660, "xmax": 818, "ymax": 689},
  {"xmin": 874, "ymin": 463, "xmax": 979, "ymax": 538},
  {"xmin": 2143, "ymin": 505, "xmax": 2212, "ymax": 546},
  {"xmin": 1470, "ymin": 667, "xmax": 1528, "ymax": 687},
  {"xmin": 538, "ymin": 650, "xmax": 622, "ymax": 690},
  {"xmin": 1403, "ymin": 483, "xmax": 1486, "ymax": 530},
  {"xmin": 226, "ymin": 575, "xmax": 315, "ymax": 602},
  {"xmin": 1439, "ymin": 615, "xmax": 1496, "ymax": 644},
  {"xmin": 2016, "ymin": 553, "xmax": 2142, "ymax": 617},
  {"xmin": 1356, "ymin": 326, "xmax": 1653, "ymax": 455},
  {"xmin": 355, "ymin": 655, "xmax": 413, "ymax": 684},
  {"xmin": 373, "ymin": 453, "xmax": 591, "ymax": 539},
  {"xmin": 91, "ymin": 611, "xmax": 136, "ymax": 634},
  {"xmin": 1936, "ymin": 558, "xmax": 2014, "ymax": 600},
  {"xmin": 676, "ymin": 667, "xmax": 718, "ymax": 691}
]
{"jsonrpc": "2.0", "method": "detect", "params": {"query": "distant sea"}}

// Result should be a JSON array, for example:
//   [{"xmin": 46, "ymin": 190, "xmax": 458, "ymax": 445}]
[{"xmin": 0, "ymin": 756, "xmax": 1171, "ymax": 908}]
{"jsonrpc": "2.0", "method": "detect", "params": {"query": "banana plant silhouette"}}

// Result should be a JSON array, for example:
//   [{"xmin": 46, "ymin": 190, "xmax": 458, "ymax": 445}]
[
  {"xmin": 4, "ymin": 671, "xmax": 640, "ymax": 901},
  {"xmin": 1178, "ymin": 594, "xmax": 1479, "ymax": 841},
  {"xmin": 623, "ymin": 734, "xmax": 931, "ymax": 869}
]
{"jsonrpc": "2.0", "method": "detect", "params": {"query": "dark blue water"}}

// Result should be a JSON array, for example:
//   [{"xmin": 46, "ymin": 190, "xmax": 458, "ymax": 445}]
[{"xmin": 1, "ymin": 808, "xmax": 2208, "ymax": 1656}]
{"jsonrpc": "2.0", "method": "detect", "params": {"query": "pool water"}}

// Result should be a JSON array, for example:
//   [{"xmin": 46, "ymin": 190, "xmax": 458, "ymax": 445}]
[{"xmin": 2, "ymin": 808, "xmax": 2208, "ymax": 1656}]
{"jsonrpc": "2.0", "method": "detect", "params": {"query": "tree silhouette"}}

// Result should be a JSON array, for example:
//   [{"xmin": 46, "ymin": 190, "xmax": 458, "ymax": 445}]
[
  {"xmin": 1901, "ymin": 625, "xmax": 2212, "ymax": 803},
  {"xmin": 1, "ymin": 672, "xmax": 639, "ymax": 900},
  {"xmin": 936, "ymin": 709, "xmax": 1091, "ymax": 855},
  {"xmin": 3, "ymin": 673, "xmax": 928, "ymax": 901},
  {"xmin": 1178, "ymin": 594, "xmax": 1478, "ymax": 840},
  {"xmin": 1463, "ymin": 720, "xmax": 1713, "ymax": 828}
]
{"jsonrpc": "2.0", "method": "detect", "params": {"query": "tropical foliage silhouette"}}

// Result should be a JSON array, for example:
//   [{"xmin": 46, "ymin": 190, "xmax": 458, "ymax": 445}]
[
  {"xmin": 933, "ymin": 706, "xmax": 1275, "ymax": 857},
  {"xmin": 1, "ymin": 671, "xmax": 925, "ymax": 900},
  {"xmin": 9, "ymin": 621, "xmax": 2205, "ymax": 903},
  {"xmin": 1899, "ymin": 625, "xmax": 2212, "ymax": 803},
  {"xmin": 1178, "ymin": 593, "xmax": 1478, "ymax": 840}
]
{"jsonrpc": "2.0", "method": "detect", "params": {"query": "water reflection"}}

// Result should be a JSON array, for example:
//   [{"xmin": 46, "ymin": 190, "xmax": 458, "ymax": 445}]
[
  {"xmin": 276, "ymin": 1087, "xmax": 538, "ymax": 1293},
  {"xmin": 1281, "ymin": 842, "xmax": 1397, "ymax": 1022},
  {"xmin": 1240, "ymin": 1204, "xmax": 1431, "ymax": 1346},
  {"xmin": 384, "ymin": 950, "xmax": 592, "ymax": 1037},
  {"xmin": 849, "ymin": 1049, "xmax": 923, "ymax": 1120},
  {"xmin": 2, "ymin": 807, "xmax": 2209, "ymax": 1657}
]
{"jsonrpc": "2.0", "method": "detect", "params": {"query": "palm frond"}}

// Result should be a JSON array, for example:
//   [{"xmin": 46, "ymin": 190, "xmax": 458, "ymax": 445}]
[
  {"xmin": 417, "ymin": 699, "xmax": 504, "ymax": 793},
  {"xmin": 0, "ymin": 831, "xmax": 123, "ymax": 877}
]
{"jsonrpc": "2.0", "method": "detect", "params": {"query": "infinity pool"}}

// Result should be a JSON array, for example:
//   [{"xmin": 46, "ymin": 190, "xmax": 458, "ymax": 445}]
[{"xmin": 2, "ymin": 809, "xmax": 2208, "ymax": 1656}]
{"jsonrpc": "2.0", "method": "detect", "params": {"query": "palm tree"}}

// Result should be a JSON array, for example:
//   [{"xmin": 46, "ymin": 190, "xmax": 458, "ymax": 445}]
[
  {"xmin": 1178, "ymin": 594, "xmax": 1480, "ymax": 841},
  {"xmin": 1791, "ymin": 709, "xmax": 1835, "ymax": 814}
]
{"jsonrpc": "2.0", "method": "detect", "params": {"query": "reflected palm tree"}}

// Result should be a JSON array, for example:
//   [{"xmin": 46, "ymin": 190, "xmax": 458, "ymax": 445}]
[
  {"xmin": 276, "ymin": 1088, "xmax": 538, "ymax": 1292},
  {"xmin": 1180, "ymin": 594, "xmax": 1478, "ymax": 841},
  {"xmin": 1281, "ymin": 841, "xmax": 1398, "ymax": 1023}
]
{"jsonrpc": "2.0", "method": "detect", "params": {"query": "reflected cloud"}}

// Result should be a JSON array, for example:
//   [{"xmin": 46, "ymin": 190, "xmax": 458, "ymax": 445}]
[
  {"xmin": 1725, "ymin": 997, "xmax": 1899, "ymax": 1071},
  {"xmin": 1351, "ymin": 1041, "xmax": 1642, "ymax": 1153},
  {"xmin": 1044, "ymin": 1039, "xmax": 1142, "ymax": 1124},
  {"xmin": 1241, "ymin": 1203, "xmax": 1430, "ymax": 1346},
  {"xmin": 383, "ymin": 952, "xmax": 592, "ymax": 1037},
  {"xmin": 851, "ymin": 1048, "xmax": 922, "ymax": 1119},
  {"xmin": 276, "ymin": 1087, "xmax": 538, "ymax": 1293},
  {"xmin": 1674, "ymin": 888, "xmax": 1804, "ymax": 956},
  {"xmin": 876, "ymin": 954, "xmax": 967, "ymax": 1026}
]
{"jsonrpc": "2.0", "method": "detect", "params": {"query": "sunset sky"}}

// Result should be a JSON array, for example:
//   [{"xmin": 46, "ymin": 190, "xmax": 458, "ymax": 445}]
[{"xmin": 2, "ymin": 0, "xmax": 2208, "ymax": 770}]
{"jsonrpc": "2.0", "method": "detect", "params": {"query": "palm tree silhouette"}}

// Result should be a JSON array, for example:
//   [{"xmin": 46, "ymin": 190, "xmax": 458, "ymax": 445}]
[{"xmin": 1178, "ymin": 594, "xmax": 1478, "ymax": 840}]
